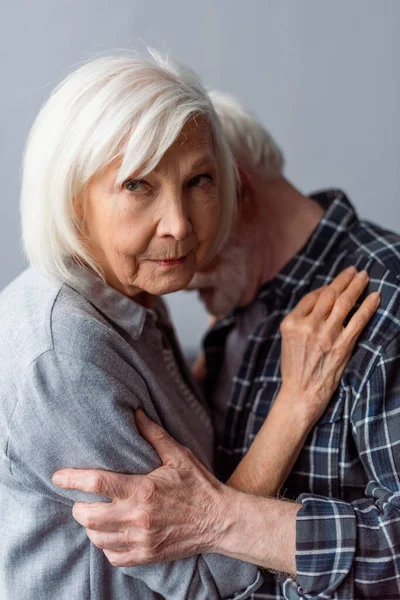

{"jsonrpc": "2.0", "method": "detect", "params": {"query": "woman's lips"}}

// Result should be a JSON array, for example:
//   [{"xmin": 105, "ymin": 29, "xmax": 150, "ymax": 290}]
[{"xmin": 151, "ymin": 254, "xmax": 189, "ymax": 268}]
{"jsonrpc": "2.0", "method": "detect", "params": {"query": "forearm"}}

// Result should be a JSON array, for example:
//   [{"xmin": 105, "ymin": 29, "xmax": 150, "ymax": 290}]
[
  {"xmin": 227, "ymin": 388, "xmax": 313, "ymax": 496},
  {"xmin": 215, "ymin": 486, "xmax": 300, "ymax": 575},
  {"xmin": 216, "ymin": 392, "xmax": 309, "ymax": 576}
]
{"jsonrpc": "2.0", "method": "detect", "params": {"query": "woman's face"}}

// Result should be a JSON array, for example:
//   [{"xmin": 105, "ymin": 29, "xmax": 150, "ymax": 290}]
[{"xmin": 83, "ymin": 118, "xmax": 221, "ymax": 298}]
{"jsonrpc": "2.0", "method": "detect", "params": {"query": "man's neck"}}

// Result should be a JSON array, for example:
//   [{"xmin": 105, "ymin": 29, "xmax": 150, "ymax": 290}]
[{"xmin": 239, "ymin": 177, "xmax": 325, "ymax": 307}]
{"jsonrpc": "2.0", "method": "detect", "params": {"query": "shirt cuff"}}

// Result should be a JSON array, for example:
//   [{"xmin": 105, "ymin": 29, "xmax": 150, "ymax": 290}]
[{"xmin": 282, "ymin": 494, "xmax": 356, "ymax": 599}]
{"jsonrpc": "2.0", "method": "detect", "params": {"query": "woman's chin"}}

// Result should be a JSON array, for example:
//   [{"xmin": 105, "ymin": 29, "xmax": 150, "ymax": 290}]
[{"xmin": 140, "ymin": 269, "xmax": 197, "ymax": 297}]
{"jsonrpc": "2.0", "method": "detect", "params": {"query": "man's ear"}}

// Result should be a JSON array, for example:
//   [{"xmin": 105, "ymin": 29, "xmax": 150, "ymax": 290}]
[{"xmin": 237, "ymin": 168, "xmax": 258, "ymax": 223}]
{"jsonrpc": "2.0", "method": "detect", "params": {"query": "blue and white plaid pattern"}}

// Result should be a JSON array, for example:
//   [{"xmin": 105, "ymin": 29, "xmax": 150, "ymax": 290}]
[{"xmin": 204, "ymin": 190, "xmax": 400, "ymax": 599}]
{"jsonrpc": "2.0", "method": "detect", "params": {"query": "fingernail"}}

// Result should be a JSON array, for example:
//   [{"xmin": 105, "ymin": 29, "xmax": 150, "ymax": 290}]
[
  {"xmin": 346, "ymin": 266, "xmax": 357, "ymax": 274},
  {"xmin": 357, "ymin": 270, "xmax": 368, "ymax": 279},
  {"xmin": 370, "ymin": 291, "xmax": 380, "ymax": 301},
  {"xmin": 135, "ymin": 408, "xmax": 147, "ymax": 422},
  {"xmin": 52, "ymin": 473, "xmax": 64, "ymax": 487}
]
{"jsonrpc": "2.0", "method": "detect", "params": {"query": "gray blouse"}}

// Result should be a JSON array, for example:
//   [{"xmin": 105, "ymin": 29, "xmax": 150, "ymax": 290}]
[{"xmin": 0, "ymin": 266, "xmax": 262, "ymax": 600}]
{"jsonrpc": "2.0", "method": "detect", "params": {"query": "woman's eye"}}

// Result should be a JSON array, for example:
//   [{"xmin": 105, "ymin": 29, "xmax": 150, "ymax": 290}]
[
  {"xmin": 123, "ymin": 179, "xmax": 148, "ymax": 192},
  {"xmin": 189, "ymin": 174, "xmax": 213, "ymax": 188}
]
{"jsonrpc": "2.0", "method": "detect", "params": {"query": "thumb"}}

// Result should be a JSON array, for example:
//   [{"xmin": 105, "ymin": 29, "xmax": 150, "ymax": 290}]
[
  {"xmin": 52, "ymin": 468, "xmax": 135, "ymax": 499},
  {"xmin": 135, "ymin": 409, "xmax": 187, "ymax": 467}
]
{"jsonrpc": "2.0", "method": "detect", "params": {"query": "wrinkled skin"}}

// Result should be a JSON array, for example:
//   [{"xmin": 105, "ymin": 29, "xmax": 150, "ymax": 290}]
[{"xmin": 56, "ymin": 409, "xmax": 233, "ymax": 566}]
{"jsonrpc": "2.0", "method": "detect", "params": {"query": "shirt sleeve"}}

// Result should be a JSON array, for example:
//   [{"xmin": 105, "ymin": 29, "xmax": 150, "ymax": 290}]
[
  {"xmin": 281, "ymin": 336, "xmax": 400, "ymax": 599},
  {"xmin": 7, "ymin": 347, "xmax": 262, "ymax": 600}
]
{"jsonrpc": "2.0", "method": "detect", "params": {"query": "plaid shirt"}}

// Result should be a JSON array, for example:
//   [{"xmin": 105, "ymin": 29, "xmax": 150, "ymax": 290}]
[{"xmin": 204, "ymin": 190, "xmax": 400, "ymax": 599}]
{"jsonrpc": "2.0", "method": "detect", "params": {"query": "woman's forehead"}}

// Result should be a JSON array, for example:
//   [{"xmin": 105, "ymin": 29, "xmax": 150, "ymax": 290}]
[
  {"xmin": 167, "ymin": 117, "xmax": 215, "ymax": 160},
  {"xmin": 99, "ymin": 115, "xmax": 215, "ymax": 183},
  {"xmin": 175, "ymin": 115, "xmax": 213, "ymax": 144}
]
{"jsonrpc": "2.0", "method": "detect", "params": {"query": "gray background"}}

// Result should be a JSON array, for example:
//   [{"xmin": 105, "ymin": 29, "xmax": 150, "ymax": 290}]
[{"xmin": 1, "ymin": 0, "xmax": 399, "ymax": 354}]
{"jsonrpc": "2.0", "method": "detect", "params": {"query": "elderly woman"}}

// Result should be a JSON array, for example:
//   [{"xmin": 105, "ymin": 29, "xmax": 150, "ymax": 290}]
[{"xmin": 0, "ymin": 53, "xmax": 377, "ymax": 600}]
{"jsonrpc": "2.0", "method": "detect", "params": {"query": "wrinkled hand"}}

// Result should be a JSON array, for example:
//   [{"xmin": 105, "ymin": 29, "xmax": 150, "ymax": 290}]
[
  {"xmin": 53, "ymin": 410, "xmax": 232, "ymax": 567},
  {"xmin": 279, "ymin": 266, "xmax": 380, "ymax": 424}
]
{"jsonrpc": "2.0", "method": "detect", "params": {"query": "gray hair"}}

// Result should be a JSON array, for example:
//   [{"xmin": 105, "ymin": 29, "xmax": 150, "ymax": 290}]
[
  {"xmin": 209, "ymin": 90, "xmax": 284, "ymax": 179},
  {"xmin": 21, "ymin": 53, "xmax": 236, "ymax": 285}
]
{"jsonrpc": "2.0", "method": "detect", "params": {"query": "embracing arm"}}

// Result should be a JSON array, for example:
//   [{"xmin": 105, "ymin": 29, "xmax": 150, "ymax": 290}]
[
  {"xmin": 213, "ymin": 268, "xmax": 381, "ymax": 577},
  {"xmin": 227, "ymin": 268, "xmax": 378, "ymax": 498}
]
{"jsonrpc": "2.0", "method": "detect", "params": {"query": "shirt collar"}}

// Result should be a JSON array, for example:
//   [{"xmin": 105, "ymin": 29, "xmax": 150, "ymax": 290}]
[
  {"xmin": 65, "ymin": 263, "xmax": 148, "ymax": 340},
  {"xmin": 257, "ymin": 188, "xmax": 359, "ymax": 301}
]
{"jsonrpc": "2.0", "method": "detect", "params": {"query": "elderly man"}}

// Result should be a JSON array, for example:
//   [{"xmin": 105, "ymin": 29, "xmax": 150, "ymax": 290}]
[{"xmin": 55, "ymin": 94, "xmax": 400, "ymax": 599}]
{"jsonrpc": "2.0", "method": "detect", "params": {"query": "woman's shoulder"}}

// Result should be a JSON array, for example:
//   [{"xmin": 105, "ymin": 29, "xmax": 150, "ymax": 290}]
[
  {"xmin": 0, "ymin": 268, "xmax": 128, "ymax": 373},
  {"xmin": 51, "ymin": 282, "xmax": 133, "ymax": 362},
  {"xmin": 0, "ymin": 268, "xmax": 62, "ymax": 371}
]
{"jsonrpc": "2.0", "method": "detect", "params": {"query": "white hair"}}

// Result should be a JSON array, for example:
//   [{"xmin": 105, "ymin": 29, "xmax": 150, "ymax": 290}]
[
  {"xmin": 21, "ymin": 53, "xmax": 236, "ymax": 285},
  {"xmin": 208, "ymin": 91, "xmax": 284, "ymax": 179}
]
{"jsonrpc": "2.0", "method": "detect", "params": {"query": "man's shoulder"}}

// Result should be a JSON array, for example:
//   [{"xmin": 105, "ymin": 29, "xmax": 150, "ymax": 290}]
[
  {"xmin": 348, "ymin": 218, "xmax": 400, "ymax": 277},
  {"xmin": 331, "ymin": 219, "xmax": 400, "ymax": 349}
]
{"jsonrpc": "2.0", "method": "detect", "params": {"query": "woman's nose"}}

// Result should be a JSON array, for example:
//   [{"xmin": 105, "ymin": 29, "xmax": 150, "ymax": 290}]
[{"xmin": 156, "ymin": 195, "xmax": 193, "ymax": 240}]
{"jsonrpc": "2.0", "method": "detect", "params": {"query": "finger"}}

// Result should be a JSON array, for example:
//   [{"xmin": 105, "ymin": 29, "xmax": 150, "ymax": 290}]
[
  {"xmin": 286, "ymin": 287, "xmax": 324, "ymax": 318},
  {"xmin": 72, "ymin": 501, "xmax": 122, "ymax": 531},
  {"xmin": 311, "ymin": 267, "xmax": 360, "ymax": 320},
  {"xmin": 341, "ymin": 292, "xmax": 380, "ymax": 347},
  {"xmin": 135, "ymin": 409, "xmax": 189, "ymax": 467},
  {"xmin": 326, "ymin": 266, "xmax": 358, "ymax": 295},
  {"xmin": 86, "ymin": 528, "xmax": 128, "ymax": 551},
  {"xmin": 325, "ymin": 270, "xmax": 369, "ymax": 332},
  {"xmin": 52, "ymin": 468, "xmax": 135, "ymax": 499},
  {"xmin": 104, "ymin": 549, "xmax": 134, "ymax": 568},
  {"xmin": 287, "ymin": 267, "xmax": 358, "ymax": 320},
  {"xmin": 311, "ymin": 286, "xmax": 338, "ymax": 321}
]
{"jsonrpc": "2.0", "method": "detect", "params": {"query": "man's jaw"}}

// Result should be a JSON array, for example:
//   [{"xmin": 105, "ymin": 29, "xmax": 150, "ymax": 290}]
[{"xmin": 186, "ymin": 241, "xmax": 252, "ymax": 318}]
